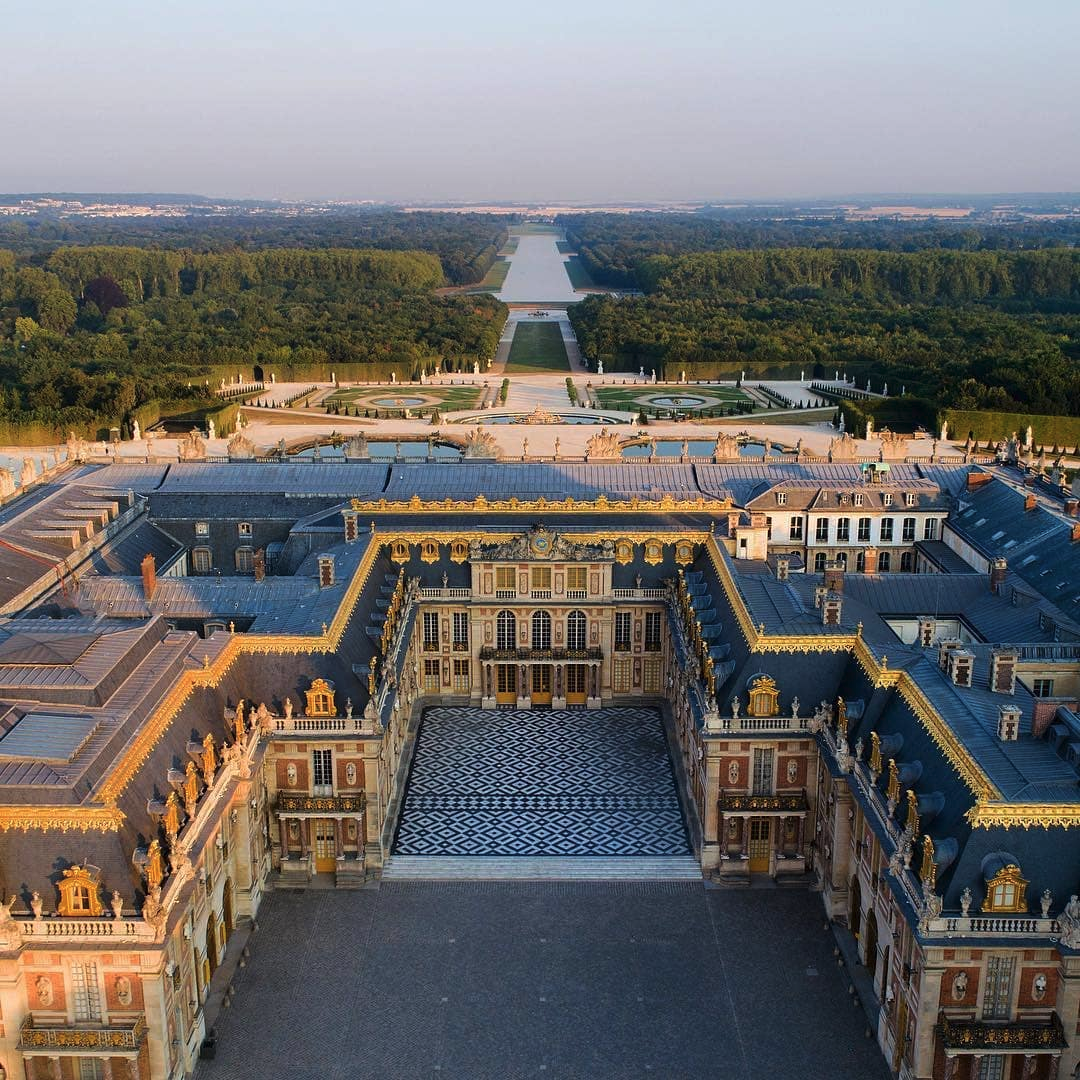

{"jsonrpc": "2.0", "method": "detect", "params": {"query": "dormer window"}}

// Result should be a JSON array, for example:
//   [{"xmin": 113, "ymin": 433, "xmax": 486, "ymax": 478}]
[
  {"xmin": 238, "ymin": 522, "xmax": 252, "ymax": 538},
  {"xmin": 905, "ymin": 492, "xmax": 917, "ymax": 507},
  {"xmin": 853, "ymin": 493, "xmax": 863, "ymax": 507},
  {"xmin": 882, "ymin": 493, "xmax": 893, "ymax": 506},
  {"xmin": 983, "ymin": 864, "xmax": 1028, "ymax": 913},
  {"xmin": 775, "ymin": 492, "xmax": 787, "ymax": 506},
  {"xmin": 195, "ymin": 521, "xmax": 209, "ymax": 537},
  {"xmin": 57, "ymin": 865, "xmax": 104, "ymax": 917}
]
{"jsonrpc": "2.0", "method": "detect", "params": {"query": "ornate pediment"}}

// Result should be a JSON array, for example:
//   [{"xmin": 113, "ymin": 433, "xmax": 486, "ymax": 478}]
[{"xmin": 471, "ymin": 526, "xmax": 615, "ymax": 563}]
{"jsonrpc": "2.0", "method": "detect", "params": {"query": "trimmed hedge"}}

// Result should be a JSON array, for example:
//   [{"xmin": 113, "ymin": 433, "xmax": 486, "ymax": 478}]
[{"xmin": 941, "ymin": 409, "xmax": 1080, "ymax": 448}]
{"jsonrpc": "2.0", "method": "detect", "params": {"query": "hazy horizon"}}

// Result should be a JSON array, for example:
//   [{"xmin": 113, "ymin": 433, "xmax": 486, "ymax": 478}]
[{"xmin": 6, "ymin": 0, "xmax": 1078, "ymax": 202}]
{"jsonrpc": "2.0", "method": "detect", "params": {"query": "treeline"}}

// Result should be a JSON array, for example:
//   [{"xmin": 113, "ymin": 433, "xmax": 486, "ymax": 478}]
[
  {"xmin": 0, "ymin": 212, "xmax": 508, "ymax": 286},
  {"xmin": 558, "ymin": 212, "xmax": 1080, "ymax": 289},
  {"xmin": 0, "ymin": 246, "xmax": 506, "ymax": 438},
  {"xmin": 638, "ymin": 249, "xmax": 1080, "ymax": 305},
  {"xmin": 568, "ymin": 291, "xmax": 1080, "ymax": 418}
]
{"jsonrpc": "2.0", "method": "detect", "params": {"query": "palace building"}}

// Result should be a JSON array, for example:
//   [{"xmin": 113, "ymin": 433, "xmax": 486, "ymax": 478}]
[{"xmin": 0, "ymin": 457, "xmax": 1077, "ymax": 1079}]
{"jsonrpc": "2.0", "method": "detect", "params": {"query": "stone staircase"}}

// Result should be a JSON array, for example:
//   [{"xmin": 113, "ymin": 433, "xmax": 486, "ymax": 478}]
[{"xmin": 381, "ymin": 855, "xmax": 702, "ymax": 882}]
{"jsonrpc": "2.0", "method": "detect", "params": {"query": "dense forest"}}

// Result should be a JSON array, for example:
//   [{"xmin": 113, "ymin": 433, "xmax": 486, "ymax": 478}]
[
  {"xmin": 0, "ymin": 245, "xmax": 505, "ymax": 438},
  {"xmin": 559, "ymin": 212, "xmax": 1080, "ymax": 289},
  {"xmin": 568, "ymin": 247, "xmax": 1080, "ymax": 418},
  {"xmin": 0, "ymin": 211, "xmax": 509, "ymax": 286}
]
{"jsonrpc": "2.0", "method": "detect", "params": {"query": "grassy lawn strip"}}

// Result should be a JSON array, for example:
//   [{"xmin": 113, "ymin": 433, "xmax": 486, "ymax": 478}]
[
  {"xmin": 505, "ymin": 322, "xmax": 571, "ymax": 373},
  {"xmin": 564, "ymin": 255, "xmax": 595, "ymax": 288}
]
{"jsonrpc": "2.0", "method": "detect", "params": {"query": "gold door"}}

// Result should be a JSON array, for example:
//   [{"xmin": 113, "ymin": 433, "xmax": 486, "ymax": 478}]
[
  {"xmin": 496, "ymin": 664, "xmax": 517, "ymax": 705},
  {"xmin": 314, "ymin": 819, "xmax": 337, "ymax": 873},
  {"xmin": 531, "ymin": 665, "xmax": 552, "ymax": 706},
  {"xmin": 566, "ymin": 664, "xmax": 587, "ymax": 704},
  {"xmin": 748, "ymin": 819, "xmax": 771, "ymax": 873}
]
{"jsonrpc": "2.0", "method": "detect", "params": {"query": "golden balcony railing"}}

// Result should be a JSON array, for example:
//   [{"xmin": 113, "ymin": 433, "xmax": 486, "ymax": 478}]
[
  {"xmin": 936, "ymin": 1010, "xmax": 1067, "ymax": 1052},
  {"xmin": 20, "ymin": 1016, "xmax": 147, "ymax": 1052},
  {"xmin": 277, "ymin": 793, "xmax": 365, "ymax": 815}
]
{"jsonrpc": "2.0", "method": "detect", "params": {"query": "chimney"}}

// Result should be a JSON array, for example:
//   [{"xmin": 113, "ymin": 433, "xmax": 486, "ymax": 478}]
[
  {"xmin": 823, "ymin": 560, "xmax": 845, "ymax": 594},
  {"xmin": 749, "ymin": 511, "xmax": 768, "ymax": 529},
  {"xmin": 966, "ymin": 471, "xmax": 993, "ymax": 491},
  {"xmin": 775, "ymin": 556, "xmax": 789, "ymax": 582},
  {"xmin": 1072, "ymin": 522, "xmax": 1080, "ymax": 542},
  {"xmin": 344, "ymin": 511, "xmax": 358, "ymax": 543},
  {"xmin": 989, "ymin": 557, "xmax": 1007, "ymax": 594},
  {"xmin": 1065, "ymin": 499, "xmax": 1079, "ymax": 518},
  {"xmin": 822, "ymin": 593, "xmax": 843, "ymax": 625},
  {"xmin": 997, "ymin": 704, "xmax": 1021, "ymax": 742},
  {"xmin": 917, "ymin": 616, "xmax": 936, "ymax": 647},
  {"xmin": 947, "ymin": 649, "xmax": 974, "ymax": 688},
  {"xmin": 938, "ymin": 637, "xmax": 963, "ymax": 671},
  {"xmin": 727, "ymin": 511, "xmax": 741, "ymax": 534},
  {"xmin": 863, "ymin": 547, "xmax": 878, "ymax": 575},
  {"xmin": 253, "ymin": 548, "xmax": 266, "ymax": 583},
  {"xmin": 814, "ymin": 585, "xmax": 828, "ymax": 609},
  {"xmin": 988, "ymin": 649, "xmax": 1017, "ymax": 694},
  {"xmin": 317, "ymin": 554, "xmax": 335, "ymax": 588},
  {"xmin": 141, "ymin": 554, "xmax": 157, "ymax": 600},
  {"xmin": 1024, "ymin": 493, "xmax": 1037, "ymax": 512}
]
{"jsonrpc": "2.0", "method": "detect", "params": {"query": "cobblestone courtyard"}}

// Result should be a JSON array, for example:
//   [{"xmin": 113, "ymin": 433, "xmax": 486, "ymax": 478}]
[{"xmin": 196, "ymin": 883, "xmax": 890, "ymax": 1080}]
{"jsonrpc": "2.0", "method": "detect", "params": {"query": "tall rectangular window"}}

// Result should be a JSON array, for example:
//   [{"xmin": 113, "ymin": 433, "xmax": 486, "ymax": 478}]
[
  {"xmin": 1032, "ymin": 678, "xmax": 1054, "ymax": 697},
  {"xmin": 837, "ymin": 518, "xmax": 851, "ymax": 542},
  {"xmin": 752, "ymin": 748, "xmax": 774, "ymax": 795},
  {"xmin": 312, "ymin": 748, "xmax": 333, "ymax": 794},
  {"xmin": 857, "ymin": 518, "xmax": 871, "ymax": 542},
  {"xmin": 613, "ymin": 659, "xmax": 631, "ymax": 692},
  {"xmin": 453, "ymin": 658, "xmax": 471, "ymax": 692},
  {"xmin": 643, "ymin": 657, "xmax": 662, "ymax": 693},
  {"xmin": 495, "ymin": 567, "xmax": 516, "ymax": 596},
  {"xmin": 614, "ymin": 612, "xmax": 631, "ymax": 650},
  {"xmin": 423, "ymin": 611, "xmax": 440, "ymax": 650},
  {"xmin": 452, "ymin": 612, "xmax": 469, "ymax": 650},
  {"xmin": 71, "ymin": 962, "xmax": 102, "ymax": 1022},
  {"xmin": 924, "ymin": 519, "xmax": 938, "ymax": 540},
  {"xmin": 566, "ymin": 567, "xmax": 587, "ymax": 596},
  {"xmin": 644, "ymin": 611, "xmax": 662, "ymax": 651},
  {"xmin": 879, "ymin": 518, "xmax": 894, "ymax": 542},
  {"xmin": 788, "ymin": 517, "xmax": 803, "ymax": 541},
  {"xmin": 815, "ymin": 518, "xmax": 829, "ymax": 542},
  {"xmin": 982, "ymin": 955, "xmax": 1015, "ymax": 1020},
  {"xmin": 423, "ymin": 658, "xmax": 440, "ymax": 690},
  {"xmin": 192, "ymin": 547, "xmax": 212, "ymax": 574},
  {"xmin": 902, "ymin": 518, "xmax": 916, "ymax": 542},
  {"xmin": 531, "ymin": 566, "xmax": 552, "ymax": 593}
]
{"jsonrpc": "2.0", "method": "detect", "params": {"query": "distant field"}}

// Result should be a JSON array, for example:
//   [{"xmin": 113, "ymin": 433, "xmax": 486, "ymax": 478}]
[
  {"xmin": 505, "ymin": 321, "xmax": 571, "ymax": 373},
  {"xmin": 564, "ymin": 255, "xmax": 595, "ymax": 289}
]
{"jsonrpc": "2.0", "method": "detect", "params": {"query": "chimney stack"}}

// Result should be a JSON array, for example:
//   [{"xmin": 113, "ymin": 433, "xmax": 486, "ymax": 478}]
[
  {"xmin": 823, "ymin": 560, "xmax": 845, "ymax": 594},
  {"xmin": 775, "ymin": 556, "xmax": 790, "ymax": 582},
  {"xmin": 317, "ymin": 554, "xmax": 335, "ymax": 589},
  {"xmin": 822, "ymin": 593, "xmax": 843, "ymax": 626},
  {"xmin": 947, "ymin": 649, "xmax": 975, "ymax": 688},
  {"xmin": 141, "ymin": 554, "xmax": 157, "ymax": 600},
  {"xmin": 253, "ymin": 548, "xmax": 266, "ymax": 583},
  {"xmin": 862, "ymin": 547, "xmax": 878, "ymax": 575},
  {"xmin": 917, "ymin": 616, "xmax": 936, "ymax": 648},
  {"xmin": 344, "ymin": 511, "xmax": 358, "ymax": 542},
  {"xmin": 997, "ymin": 704, "xmax": 1021, "ymax": 742},
  {"xmin": 1024, "ymin": 493, "xmax": 1037, "ymax": 512},
  {"xmin": 989, "ymin": 649, "xmax": 1017, "ymax": 694},
  {"xmin": 989, "ymin": 557, "xmax": 1007, "ymax": 594},
  {"xmin": 1065, "ymin": 499, "xmax": 1079, "ymax": 518}
]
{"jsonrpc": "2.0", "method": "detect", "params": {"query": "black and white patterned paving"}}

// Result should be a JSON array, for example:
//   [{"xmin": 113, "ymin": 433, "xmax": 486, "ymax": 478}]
[{"xmin": 394, "ymin": 707, "xmax": 690, "ymax": 856}]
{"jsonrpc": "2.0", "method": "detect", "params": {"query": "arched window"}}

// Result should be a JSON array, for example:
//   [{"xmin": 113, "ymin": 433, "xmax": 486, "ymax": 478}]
[
  {"xmin": 235, "ymin": 546, "xmax": 254, "ymax": 573},
  {"xmin": 531, "ymin": 610, "xmax": 552, "ymax": 650},
  {"xmin": 879, "ymin": 551, "xmax": 891, "ymax": 573},
  {"xmin": 900, "ymin": 551, "xmax": 914, "ymax": 573},
  {"xmin": 835, "ymin": 551, "xmax": 848, "ymax": 570},
  {"xmin": 566, "ymin": 611, "xmax": 587, "ymax": 652},
  {"xmin": 814, "ymin": 552, "xmax": 828, "ymax": 572},
  {"xmin": 496, "ymin": 610, "xmax": 516, "ymax": 650},
  {"xmin": 856, "ymin": 551, "xmax": 866, "ymax": 573}
]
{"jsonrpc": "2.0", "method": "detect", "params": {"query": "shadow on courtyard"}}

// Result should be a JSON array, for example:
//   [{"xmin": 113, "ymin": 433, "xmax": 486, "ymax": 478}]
[{"xmin": 195, "ymin": 883, "xmax": 890, "ymax": 1080}]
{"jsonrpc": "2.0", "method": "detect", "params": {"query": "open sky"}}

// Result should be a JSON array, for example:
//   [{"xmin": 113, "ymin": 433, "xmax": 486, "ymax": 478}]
[{"xmin": 4, "ymin": 0, "xmax": 1078, "ymax": 202}]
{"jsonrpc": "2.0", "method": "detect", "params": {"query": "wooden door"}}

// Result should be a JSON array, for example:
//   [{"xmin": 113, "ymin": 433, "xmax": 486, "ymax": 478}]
[
  {"xmin": 496, "ymin": 664, "xmax": 517, "ymax": 705},
  {"xmin": 314, "ymin": 819, "xmax": 337, "ymax": 873},
  {"xmin": 531, "ymin": 665, "xmax": 552, "ymax": 706},
  {"xmin": 566, "ymin": 664, "xmax": 587, "ymax": 704},
  {"xmin": 748, "ymin": 818, "xmax": 770, "ymax": 872}
]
